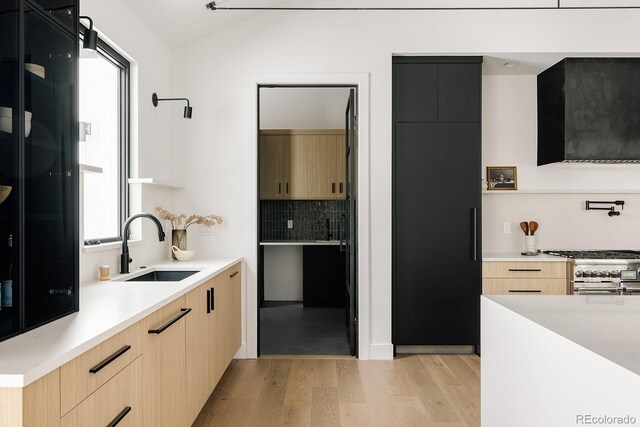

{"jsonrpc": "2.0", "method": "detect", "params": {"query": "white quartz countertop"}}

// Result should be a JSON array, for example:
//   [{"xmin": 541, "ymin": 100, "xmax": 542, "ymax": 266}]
[
  {"xmin": 260, "ymin": 241, "xmax": 341, "ymax": 246},
  {"xmin": 485, "ymin": 295, "xmax": 640, "ymax": 376},
  {"xmin": 483, "ymin": 252, "xmax": 567, "ymax": 262},
  {"xmin": 0, "ymin": 257, "xmax": 243, "ymax": 388}
]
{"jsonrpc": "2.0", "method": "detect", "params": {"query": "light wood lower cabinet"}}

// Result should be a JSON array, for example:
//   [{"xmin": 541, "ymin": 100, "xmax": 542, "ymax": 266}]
[
  {"xmin": 482, "ymin": 261, "xmax": 569, "ymax": 296},
  {"xmin": 482, "ymin": 278, "xmax": 568, "ymax": 295},
  {"xmin": 61, "ymin": 357, "xmax": 142, "ymax": 427},
  {"xmin": 1, "ymin": 262, "xmax": 243, "ymax": 427},
  {"xmin": 142, "ymin": 297, "xmax": 188, "ymax": 427}
]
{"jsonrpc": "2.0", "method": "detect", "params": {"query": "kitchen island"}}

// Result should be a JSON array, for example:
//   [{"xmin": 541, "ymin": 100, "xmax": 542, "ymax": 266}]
[{"xmin": 482, "ymin": 295, "xmax": 640, "ymax": 427}]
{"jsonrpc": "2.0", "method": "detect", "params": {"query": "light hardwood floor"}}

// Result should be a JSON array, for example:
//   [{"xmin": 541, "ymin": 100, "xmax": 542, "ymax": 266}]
[{"xmin": 192, "ymin": 355, "xmax": 480, "ymax": 427}]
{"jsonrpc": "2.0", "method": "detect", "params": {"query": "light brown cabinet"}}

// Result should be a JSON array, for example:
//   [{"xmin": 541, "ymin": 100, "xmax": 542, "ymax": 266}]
[
  {"xmin": 482, "ymin": 261, "xmax": 570, "ymax": 295},
  {"xmin": 142, "ymin": 297, "xmax": 188, "ymax": 427},
  {"xmin": 259, "ymin": 130, "xmax": 346, "ymax": 200},
  {"xmin": 0, "ymin": 262, "xmax": 243, "ymax": 427},
  {"xmin": 61, "ymin": 357, "xmax": 142, "ymax": 427}
]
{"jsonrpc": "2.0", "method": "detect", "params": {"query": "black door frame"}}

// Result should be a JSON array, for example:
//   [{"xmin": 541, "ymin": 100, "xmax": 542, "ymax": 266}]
[{"xmin": 256, "ymin": 84, "xmax": 359, "ymax": 357}]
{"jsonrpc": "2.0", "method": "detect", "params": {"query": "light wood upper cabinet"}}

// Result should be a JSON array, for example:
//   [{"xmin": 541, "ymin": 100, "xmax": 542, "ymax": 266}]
[
  {"xmin": 141, "ymin": 297, "xmax": 188, "ymax": 427},
  {"xmin": 260, "ymin": 130, "xmax": 346, "ymax": 200}
]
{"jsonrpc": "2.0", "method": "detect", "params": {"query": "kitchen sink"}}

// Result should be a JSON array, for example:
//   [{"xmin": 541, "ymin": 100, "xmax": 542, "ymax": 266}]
[{"xmin": 125, "ymin": 270, "xmax": 199, "ymax": 282}]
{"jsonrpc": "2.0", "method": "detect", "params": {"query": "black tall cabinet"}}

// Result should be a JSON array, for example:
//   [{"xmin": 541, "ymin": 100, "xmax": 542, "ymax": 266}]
[
  {"xmin": 0, "ymin": 0, "xmax": 79, "ymax": 342},
  {"xmin": 393, "ymin": 57, "xmax": 482, "ymax": 349}
]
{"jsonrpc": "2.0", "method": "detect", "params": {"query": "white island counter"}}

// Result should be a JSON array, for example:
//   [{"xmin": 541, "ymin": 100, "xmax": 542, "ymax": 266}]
[{"xmin": 482, "ymin": 295, "xmax": 640, "ymax": 427}]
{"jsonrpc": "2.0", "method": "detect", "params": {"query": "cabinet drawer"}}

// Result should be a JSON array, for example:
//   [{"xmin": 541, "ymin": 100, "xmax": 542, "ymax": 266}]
[
  {"xmin": 61, "ymin": 356, "xmax": 142, "ymax": 427},
  {"xmin": 482, "ymin": 262, "xmax": 567, "ymax": 279},
  {"xmin": 60, "ymin": 322, "xmax": 142, "ymax": 415},
  {"xmin": 482, "ymin": 279, "xmax": 568, "ymax": 295}
]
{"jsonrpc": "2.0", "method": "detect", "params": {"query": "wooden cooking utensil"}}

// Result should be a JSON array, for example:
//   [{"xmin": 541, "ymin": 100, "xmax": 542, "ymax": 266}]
[
  {"xmin": 520, "ymin": 222, "xmax": 529, "ymax": 236},
  {"xmin": 529, "ymin": 221, "xmax": 539, "ymax": 236}
]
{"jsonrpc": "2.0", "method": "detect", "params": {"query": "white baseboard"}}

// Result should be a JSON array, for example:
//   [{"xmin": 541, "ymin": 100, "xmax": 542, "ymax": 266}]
[
  {"xmin": 233, "ymin": 343, "xmax": 249, "ymax": 359},
  {"xmin": 396, "ymin": 345, "xmax": 475, "ymax": 354},
  {"xmin": 369, "ymin": 343, "xmax": 394, "ymax": 360}
]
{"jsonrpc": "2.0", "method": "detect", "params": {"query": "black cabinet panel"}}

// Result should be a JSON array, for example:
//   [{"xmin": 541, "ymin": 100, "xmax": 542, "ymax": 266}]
[
  {"xmin": 393, "ymin": 57, "xmax": 482, "ymax": 348},
  {"xmin": 437, "ymin": 64, "xmax": 482, "ymax": 123},
  {"xmin": 303, "ymin": 246, "xmax": 346, "ymax": 308},
  {"xmin": 393, "ymin": 63, "xmax": 437, "ymax": 122},
  {"xmin": 394, "ymin": 123, "xmax": 481, "ymax": 345},
  {"xmin": 0, "ymin": 0, "xmax": 20, "ymax": 341},
  {"xmin": 23, "ymin": 5, "xmax": 77, "ymax": 329},
  {"xmin": 29, "ymin": 0, "xmax": 76, "ymax": 33}
]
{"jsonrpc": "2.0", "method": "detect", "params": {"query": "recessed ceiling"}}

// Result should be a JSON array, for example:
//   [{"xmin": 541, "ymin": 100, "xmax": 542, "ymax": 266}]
[{"xmin": 483, "ymin": 52, "xmax": 640, "ymax": 75}]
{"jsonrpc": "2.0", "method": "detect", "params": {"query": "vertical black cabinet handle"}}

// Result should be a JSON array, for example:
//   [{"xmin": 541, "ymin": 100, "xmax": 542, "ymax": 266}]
[
  {"xmin": 286, "ymin": 183, "xmax": 289, "ymax": 194},
  {"xmin": 230, "ymin": 271, "xmax": 239, "ymax": 278},
  {"xmin": 106, "ymin": 406, "xmax": 131, "ymax": 427},
  {"xmin": 339, "ymin": 182, "xmax": 344, "ymax": 193},
  {"xmin": 206, "ymin": 289, "xmax": 211, "ymax": 314},
  {"xmin": 210, "ymin": 288, "xmax": 215, "ymax": 310},
  {"xmin": 470, "ymin": 208, "xmax": 478, "ymax": 262},
  {"xmin": 278, "ymin": 183, "xmax": 282, "ymax": 194},
  {"xmin": 89, "ymin": 345, "xmax": 131, "ymax": 374},
  {"xmin": 332, "ymin": 182, "xmax": 336, "ymax": 193}
]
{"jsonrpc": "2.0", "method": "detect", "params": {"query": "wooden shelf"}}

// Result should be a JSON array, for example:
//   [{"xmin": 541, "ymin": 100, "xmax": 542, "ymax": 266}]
[
  {"xmin": 127, "ymin": 178, "xmax": 184, "ymax": 189},
  {"xmin": 79, "ymin": 164, "xmax": 103, "ymax": 174}
]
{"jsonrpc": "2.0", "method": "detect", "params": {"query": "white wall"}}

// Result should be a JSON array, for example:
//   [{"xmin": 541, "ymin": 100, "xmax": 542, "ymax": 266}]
[
  {"xmin": 263, "ymin": 246, "xmax": 303, "ymax": 301},
  {"xmin": 170, "ymin": 7, "xmax": 640, "ymax": 358},
  {"xmin": 260, "ymin": 87, "xmax": 351, "ymax": 129},
  {"xmin": 79, "ymin": 0, "xmax": 178, "ymax": 283},
  {"xmin": 482, "ymin": 75, "xmax": 640, "ymax": 252}
]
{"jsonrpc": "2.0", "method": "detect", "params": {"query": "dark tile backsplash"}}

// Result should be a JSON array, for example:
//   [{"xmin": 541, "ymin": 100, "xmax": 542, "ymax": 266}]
[{"xmin": 261, "ymin": 200, "xmax": 346, "ymax": 241}]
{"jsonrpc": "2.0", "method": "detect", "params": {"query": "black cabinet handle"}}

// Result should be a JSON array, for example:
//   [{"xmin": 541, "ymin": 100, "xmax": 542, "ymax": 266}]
[
  {"xmin": 339, "ymin": 182, "xmax": 343, "ymax": 193},
  {"xmin": 508, "ymin": 269, "xmax": 542, "ymax": 272},
  {"xmin": 470, "ymin": 208, "xmax": 478, "ymax": 261},
  {"xmin": 207, "ymin": 289, "xmax": 211, "ymax": 314},
  {"xmin": 278, "ymin": 183, "xmax": 282, "ymax": 194},
  {"xmin": 286, "ymin": 183, "xmax": 289, "ymax": 194},
  {"xmin": 508, "ymin": 290, "xmax": 542, "ymax": 293},
  {"xmin": 230, "ymin": 271, "xmax": 239, "ymax": 278},
  {"xmin": 89, "ymin": 345, "xmax": 131, "ymax": 374},
  {"xmin": 148, "ymin": 308, "xmax": 191, "ymax": 334},
  {"xmin": 106, "ymin": 406, "xmax": 131, "ymax": 427},
  {"xmin": 210, "ymin": 288, "xmax": 215, "ymax": 310},
  {"xmin": 332, "ymin": 182, "xmax": 336, "ymax": 193}
]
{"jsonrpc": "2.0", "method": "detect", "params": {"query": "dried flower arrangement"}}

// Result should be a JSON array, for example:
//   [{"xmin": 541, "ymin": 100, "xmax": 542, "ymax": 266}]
[{"xmin": 156, "ymin": 207, "xmax": 223, "ymax": 230}]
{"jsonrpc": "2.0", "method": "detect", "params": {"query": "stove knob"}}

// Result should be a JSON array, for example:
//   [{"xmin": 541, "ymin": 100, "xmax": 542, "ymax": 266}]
[
  {"xmin": 575, "ymin": 271, "xmax": 584, "ymax": 278},
  {"xmin": 583, "ymin": 270, "xmax": 593, "ymax": 277},
  {"xmin": 595, "ymin": 270, "xmax": 605, "ymax": 278},
  {"xmin": 612, "ymin": 270, "xmax": 621, "ymax": 278},
  {"xmin": 602, "ymin": 271, "xmax": 612, "ymax": 278}
]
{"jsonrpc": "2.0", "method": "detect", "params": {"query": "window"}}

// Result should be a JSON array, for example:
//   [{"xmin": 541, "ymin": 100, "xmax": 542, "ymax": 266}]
[{"xmin": 79, "ymin": 29, "xmax": 129, "ymax": 245}]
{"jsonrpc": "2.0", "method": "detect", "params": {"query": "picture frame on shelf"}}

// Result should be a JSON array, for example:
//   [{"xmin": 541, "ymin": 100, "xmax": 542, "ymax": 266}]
[{"xmin": 487, "ymin": 166, "xmax": 517, "ymax": 190}]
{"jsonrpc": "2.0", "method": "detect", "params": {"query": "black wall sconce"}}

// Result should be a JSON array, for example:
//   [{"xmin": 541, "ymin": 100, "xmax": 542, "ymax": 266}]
[
  {"xmin": 152, "ymin": 93, "xmax": 193, "ymax": 119},
  {"xmin": 79, "ymin": 16, "xmax": 98, "ymax": 51},
  {"xmin": 586, "ymin": 200, "xmax": 625, "ymax": 217}
]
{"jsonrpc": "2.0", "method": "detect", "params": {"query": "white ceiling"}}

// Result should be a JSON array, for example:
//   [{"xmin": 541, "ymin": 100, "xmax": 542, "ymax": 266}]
[{"xmin": 122, "ymin": 0, "xmax": 291, "ymax": 48}]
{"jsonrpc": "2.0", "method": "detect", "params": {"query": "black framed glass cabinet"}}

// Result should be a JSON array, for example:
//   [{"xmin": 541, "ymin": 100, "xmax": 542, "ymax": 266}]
[{"xmin": 0, "ymin": 0, "xmax": 79, "ymax": 342}]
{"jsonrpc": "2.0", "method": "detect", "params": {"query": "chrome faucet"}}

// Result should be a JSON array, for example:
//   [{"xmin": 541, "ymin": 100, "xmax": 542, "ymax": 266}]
[{"xmin": 120, "ymin": 213, "xmax": 166, "ymax": 274}]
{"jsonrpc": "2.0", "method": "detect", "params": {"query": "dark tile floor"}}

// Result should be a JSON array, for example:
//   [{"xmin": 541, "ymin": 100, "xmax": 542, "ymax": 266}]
[{"xmin": 259, "ymin": 302, "xmax": 351, "ymax": 355}]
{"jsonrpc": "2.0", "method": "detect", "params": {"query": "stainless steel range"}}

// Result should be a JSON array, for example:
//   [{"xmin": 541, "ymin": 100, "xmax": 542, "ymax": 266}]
[{"xmin": 545, "ymin": 250, "xmax": 640, "ymax": 295}]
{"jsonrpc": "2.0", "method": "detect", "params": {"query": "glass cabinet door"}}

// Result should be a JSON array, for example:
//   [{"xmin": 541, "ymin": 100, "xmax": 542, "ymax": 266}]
[
  {"xmin": 23, "ymin": 4, "xmax": 77, "ymax": 329},
  {"xmin": 0, "ymin": 0, "xmax": 20, "ymax": 341},
  {"xmin": 29, "ymin": 0, "xmax": 75, "ymax": 33}
]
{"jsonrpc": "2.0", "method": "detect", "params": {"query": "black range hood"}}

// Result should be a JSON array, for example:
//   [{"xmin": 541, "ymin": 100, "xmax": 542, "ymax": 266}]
[{"xmin": 538, "ymin": 58, "xmax": 640, "ymax": 165}]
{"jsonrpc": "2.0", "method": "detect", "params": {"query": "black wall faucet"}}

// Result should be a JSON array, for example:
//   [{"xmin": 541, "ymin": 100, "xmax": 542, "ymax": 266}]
[{"xmin": 120, "ymin": 213, "xmax": 166, "ymax": 274}]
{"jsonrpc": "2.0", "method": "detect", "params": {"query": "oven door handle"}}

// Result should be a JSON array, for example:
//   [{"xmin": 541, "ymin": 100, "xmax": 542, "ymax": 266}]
[{"xmin": 574, "ymin": 287, "xmax": 626, "ymax": 293}]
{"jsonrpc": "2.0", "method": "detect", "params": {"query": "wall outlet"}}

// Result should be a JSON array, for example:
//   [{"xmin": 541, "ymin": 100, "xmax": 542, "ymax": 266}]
[
  {"xmin": 287, "ymin": 220, "xmax": 294, "ymax": 229},
  {"xmin": 200, "ymin": 224, "xmax": 217, "ymax": 235},
  {"xmin": 503, "ymin": 222, "xmax": 511, "ymax": 234}
]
